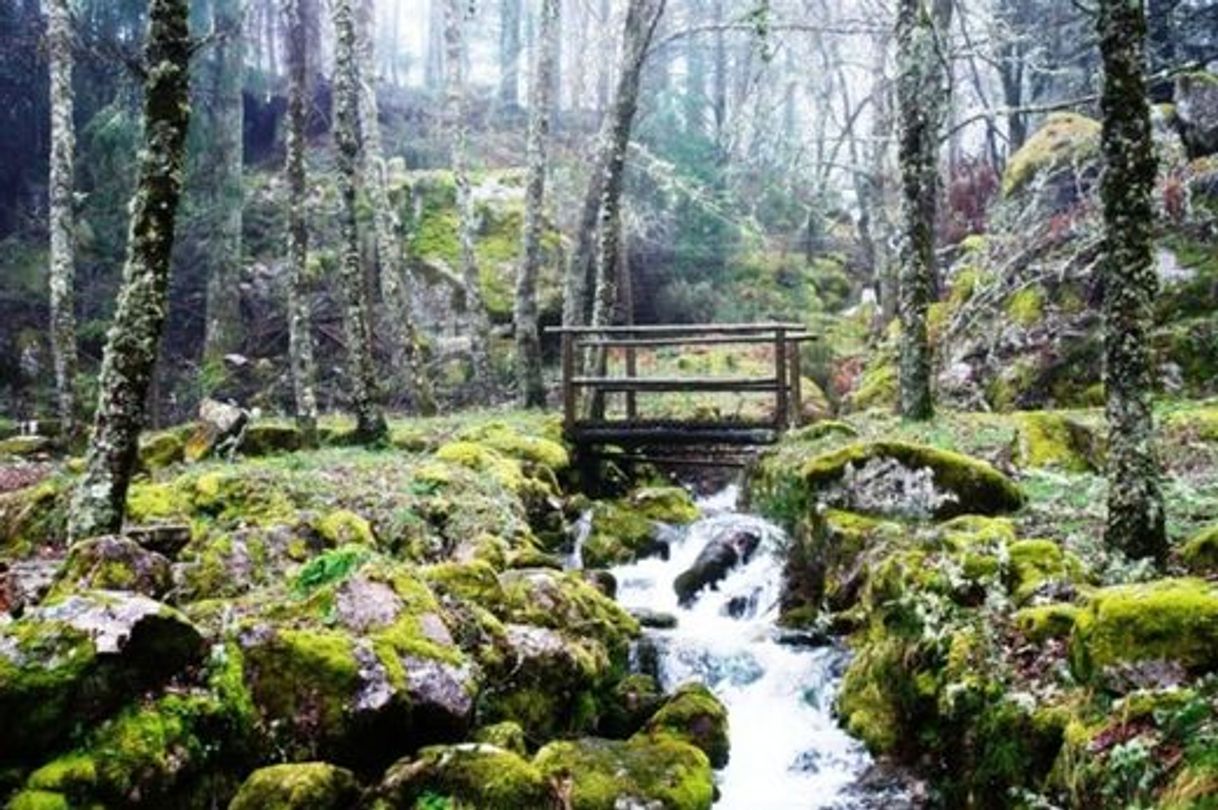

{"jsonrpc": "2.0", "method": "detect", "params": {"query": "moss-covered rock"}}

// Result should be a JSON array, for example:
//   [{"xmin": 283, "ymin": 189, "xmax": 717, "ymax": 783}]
[
  {"xmin": 598, "ymin": 674, "xmax": 663, "ymax": 739},
  {"xmin": 48, "ymin": 535, "xmax": 173, "ymax": 599},
  {"xmin": 1013, "ymin": 411, "xmax": 1102, "ymax": 473},
  {"xmin": 0, "ymin": 591, "xmax": 204, "ymax": 762},
  {"xmin": 375, "ymin": 743, "xmax": 550, "ymax": 809},
  {"xmin": 1006, "ymin": 538, "xmax": 1085, "ymax": 604},
  {"xmin": 0, "ymin": 436, "xmax": 51, "ymax": 458},
  {"xmin": 582, "ymin": 500, "xmax": 661, "ymax": 568},
  {"xmin": 625, "ymin": 487, "xmax": 699, "ymax": 525},
  {"xmin": 0, "ymin": 476, "xmax": 70, "ymax": 555},
  {"xmin": 1070, "ymin": 579, "xmax": 1218, "ymax": 681},
  {"xmin": 533, "ymin": 734, "xmax": 715, "ymax": 810},
  {"xmin": 643, "ymin": 683, "xmax": 729, "ymax": 769},
  {"xmin": 1013, "ymin": 603, "xmax": 1079, "ymax": 642},
  {"xmin": 138, "ymin": 429, "xmax": 186, "ymax": 470},
  {"xmin": 498, "ymin": 568, "xmax": 640, "ymax": 659},
  {"xmin": 239, "ymin": 423, "xmax": 304, "ymax": 457},
  {"xmin": 1181, "ymin": 524, "xmax": 1218, "ymax": 574},
  {"xmin": 229, "ymin": 762, "xmax": 358, "ymax": 810},
  {"xmin": 1002, "ymin": 113, "xmax": 1101, "ymax": 198},
  {"xmin": 472, "ymin": 721, "xmax": 528, "ymax": 756}
]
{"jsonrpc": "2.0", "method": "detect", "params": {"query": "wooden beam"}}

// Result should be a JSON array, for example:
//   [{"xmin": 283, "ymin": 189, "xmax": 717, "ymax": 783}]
[
  {"xmin": 572, "ymin": 425, "xmax": 779, "ymax": 446},
  {"xmin": 574, "ymin": 333, "xmax": 817, "ymax": 349},
  {"xmin": 570, "ymin": 376, "xmax": 781, "ymax": 393},
  {"xmin": 545, "ymin": 322, "xmax": 806, "ymax": 336}
]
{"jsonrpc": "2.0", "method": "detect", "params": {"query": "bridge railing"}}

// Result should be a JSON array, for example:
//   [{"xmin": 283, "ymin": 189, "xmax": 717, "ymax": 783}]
[{"xmin": 545, "ymin": 323, "xmax": 816, "ymax": 447}]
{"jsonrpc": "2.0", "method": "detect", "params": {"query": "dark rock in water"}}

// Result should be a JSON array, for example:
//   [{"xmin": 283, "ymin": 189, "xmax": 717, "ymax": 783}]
[
  {"xmin": 773, "ymin": 627, "xmax": 830, "ymax": 648},
  {"xmin": 673, "ymin": 526, "xmax": 762, "ymax": 606},
  {"xmin": 632, "ymin": 635, "xmax": 666, "ymax": 681},
  {"xmin": 722, "ymin": 589, "xmax": 761, "ymax": 620},
  {"xmin": 230, "ymin": 762, "xmax": 359, "ymax": 810},
  {"xmin": 583, "ymin": 568, "xmax": 618, "ymax": 598},
  {"xmin": 0, "ymin": 591, "xmax": 204, "ymax": 762},
  {"xmin": 50, "ymin": 535, "xmax": 173, "ymax": 599},
  {"xmin": 630, "ymin": 607, "xmax": 678, "ymax": 629}
]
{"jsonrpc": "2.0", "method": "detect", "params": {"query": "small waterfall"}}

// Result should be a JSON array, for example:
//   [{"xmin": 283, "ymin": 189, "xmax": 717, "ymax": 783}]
[
  {"xmin": 567, "ymin": 508, "xmax": 593, "ymax": 570},
  {"xmin": 608, "ymin": 486, "xmax": 880, "ymax": 809}
]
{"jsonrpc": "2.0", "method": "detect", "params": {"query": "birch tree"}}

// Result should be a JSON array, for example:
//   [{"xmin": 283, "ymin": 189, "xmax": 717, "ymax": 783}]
[
  {"xmin": 48, "ymin": 0, "xmax": 77, "ymax": 436},
  {"xmin": 498, "ymin": 0, "xmax": 522, "ymax": 108},
  {"xmin": 357, "ymin": 0, "xmax": 437, "ymax": 415},
  {"xmin": 514, "ymin": 0, "xmax": 559, "ymax": 408},
  {"xmin": 1097, "ymin": 0, "xmax": 1167, "ymax": 562},
  {"xmin": 69, "ymin": 0, "xmax": 193, "ymax": 540},
  {"xmin": 283, "ymin": 0, "xmax": 319, "ymax": 444},
  {"xmin": 444, "ymin": 0, "xmax": 495, "ymax": 400},
  {"xmin": 895, "ymin": 0, "xmax": 950, "ymax": 421},
  {"xmin": 333, "ymin": 0, "xmax": 388, "ymax": 442},
  {"xmin": 201, "ymin": 0, "xmax": 245, "ymax": 371}
]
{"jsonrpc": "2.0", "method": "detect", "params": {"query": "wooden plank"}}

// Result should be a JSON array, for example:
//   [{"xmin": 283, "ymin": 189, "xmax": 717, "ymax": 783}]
[
  {"xmin": 574, "ymin": 333, "xmax": 817, "ymax": 349},
  {"xmin": 561, "ymin": 332, "xmax": 575, "ymax": 435},
  {"xmin": 789, "ymin": 340, "xmax": 803, "ymax": 427},
  {"xmin": 590, "ymin": 451, "xmax": 750, "ymax": 469},
  {"xmin": 625, "ymin": 345, "xmax": 638, "ymax": 419},
  {"xmin": 571, "ymin": 425, "xmax": 778, "ymax": 446},
  {"xmin": 774, "ymin": 328, "xmax": 789, "ymax": 433},
  {"xmin": 570, "ymin": 376, "xmax": 781, "ymax": 393},
  {"xmin": 545, "ymin": 322, "xmax": 806, "ymax": 336}
]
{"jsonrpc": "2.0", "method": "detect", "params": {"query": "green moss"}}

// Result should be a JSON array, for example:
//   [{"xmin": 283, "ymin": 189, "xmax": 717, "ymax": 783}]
[
  {"xmin": 240, "ymin": 423, "xmax": 304, "ymax": 457},
  {"xmin": 229, "ymin": 763, "xmax": 359, "ymax": 810},
  {"xmin": 643, "ymin": 683, "xmax": 729, "ymax": 768},
  {"xmin": 1164, "ymin": 407, "xmax": 1218, "ymax": 443},
  {"xmin": 472, "ymin": 722, "xmax": 528, "ymax": 757},
  {"xmin": 1013, "ymin": 603, "xmax": 1080, "ymax": 642},
  {"xmin": 1070, "ymin": 578, "xmax": 1218, "ymax": 680},
  {"xmin": 1006, "ymin": 288, "xmax": 1045, "ymax": 328},
  {"xmin": 456, "ymin": 423, "xmax": 569, "ymax": 471},
  {"xmin": 435, "ymin": 442, "xmax": 526, "ymax": 493},
  {"xmin": 381, "ymin": 744, "xmax": 550, "ymax": 810},
  {"xmin": 1181, "ymin": 525, "xmax": 1218, "ymax": 574},
  {"xmin": 847, "ymin": 361, "xmax": 898, "ymax": 412},
  {"xmin": 1002, "ymin": 113, "xmax": 1101, "ymax": 197},
  {"xmin": 1006, "ymin": 538, "xmax": 1084, "ymax": 604},
  {"xmin": 139, "ymin": 430, "xmax": 186, "ymax": 470},
  {"xmin": 534, "ymin": 735, "xmax": 714, "ymax": 810},
  {"xmin": 125, "ymin": 480, "xmax": 193, "ymax": 523},
  {"xmin": 625, "ymin": 487, "xmax": 699, "ymax": 525},
  {"xmin": 0, "ymin": 477, "xmax": 71, "ymax": 554},
  {"xmin": 5, "ymin": 791, "xmax": 72, "ymax": 810},
  {"xmin": 314, "ymin": 509, "xmax": 375, "ymax": 546},
  {"xmin": 583, "ymin": 501, "xmax": 657, "ymax": 568},
  {"xmin": 293, "ymin": 544, "xmax": 374, "ymax": 595},
  {"xmin": 1013, "ymin": 411, "xmax": 1101, "ymax": 473}
]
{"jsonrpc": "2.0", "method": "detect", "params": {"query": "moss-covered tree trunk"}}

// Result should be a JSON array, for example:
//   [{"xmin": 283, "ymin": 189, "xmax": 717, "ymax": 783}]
[
  {"xmin": 333, "ymin": 0, "xmax": 388, "ymax": 442},
  {"xmin": 48, "ymin": 0, "xmax": 77, "ymax": 437},
  {"xmin": 586, "ymin": 0, "xmax": 666, "ymax": 419},
  {"xmin": 201, "ymin": 0, "xmax": 244, "ymax": 374},
  {"xmin": 357, "ymin": 0, "xmax": 436, "ymax": 416},
  {"xmin": 284, "ymin": 0, "xmax": 319, "ymax": 446},
  {"xmin": 514, "ymin": 0, "xmax": 559, "ymax": 408},
  {"xmin": 68, "ymin": 0, "xmax": 192, "ymax": 541},
  {"xmin": 1097, "ymin": 0, "xmax": 1167, "ymax": 562},
  {"xmin": 895, "ymin": 0, "xmax": 947, "ymax": 421},
  {"xmin": 444, "ymin": 0, "xmax": 494, "ymax": 402}
]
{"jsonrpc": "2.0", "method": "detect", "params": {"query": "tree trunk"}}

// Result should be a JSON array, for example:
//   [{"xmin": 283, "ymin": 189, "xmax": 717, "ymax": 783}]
[
  {"xmin": 895, "ymin": 0, "xmax": 945, "ymax": 421},
  {"xmin": 444, "ymin": 0, "xmax": 495, "ymax": 401},
  {"xmin": 498, "ymin": 0, "xmax": 522, "ymax": 109},
  {"xmin": 284, "ymin": 0, "xmax": 319, "ymax": 445},
  {"xmin": 358, "ymin": 0, "xmax": 437, "ymax": 415},
  {"xmin": 586, "ymin": 0, "xmax": 666, "ymax": 417},
  {"xmin": 425, "ymin": 0, "xmax": 445, "ymax": 91},
  {"xmin": 68, "ymin": 0, "xmax": 193, "ymax": 540},
  {"xmin": 333, "ymin": 0, "xmax": 388, "ymax": 442},
  {"xmin": 515, "ymin": 0, "xmax": 559, "ymax": 408},
  {"xmin": 202, "ymin": 0, "xmax": 245, "ymax": 377},
  {"xmin": 1097, "ymin": 0, "xmax": 1167, "ymax": 562},
  {"xmin": 48, "ymin": 0, "xmax": 77, "ymax": 437}
]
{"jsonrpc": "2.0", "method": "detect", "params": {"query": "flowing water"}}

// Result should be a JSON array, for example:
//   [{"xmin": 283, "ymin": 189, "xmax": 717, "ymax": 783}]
[{"xmin": 600, "ymin": 486, "xmax": 893, "ymax": 809}]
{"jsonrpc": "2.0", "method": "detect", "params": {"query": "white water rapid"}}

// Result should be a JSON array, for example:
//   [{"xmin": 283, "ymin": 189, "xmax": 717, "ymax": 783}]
[{"xmin": 606, "ymin": 486, "xmax": 880, "ymax": 809}]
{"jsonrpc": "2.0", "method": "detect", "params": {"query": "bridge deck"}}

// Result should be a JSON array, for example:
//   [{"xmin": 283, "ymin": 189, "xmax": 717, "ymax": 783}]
[{"xmin": 546, "ymin": 323, "xmax": 815, "ymax": 469}]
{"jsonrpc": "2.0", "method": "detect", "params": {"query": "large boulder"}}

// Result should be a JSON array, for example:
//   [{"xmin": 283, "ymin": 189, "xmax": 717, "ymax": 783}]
[
  {"xmin": 1176, "ymin": 71, "xmax": 1218, "ymax": 158},
  {"xmin": 234, "ymin": 557, "xmax": 476, "ymax": 769},
  {"xmin": 0, "ymin": 591, "xmax": 204, "ymax": 761},
  {"xmin": 49, "ymin": 535, "xmax": 173, "ymax": 599},
  {"xmin": 642, "ymin": 682, "xmax": 730, "ymax": 768},
  {"xmin": 229, "ymin": 763, "xmax": 359, "ymax": 810},
  {"xmin": 673, "ymin": 525, "xmax": 762, "ymax": 606},
  {"xmin": 534, "ymin": 734, "xmax": 715, "ymax": 810},
  {"xmin": 1070, "ymin": 578, "xmax": 1218, "ymax": 681},
  {"xmin": 1001, "ymin": 113, "xmax": 1101, "ymax": 210}
]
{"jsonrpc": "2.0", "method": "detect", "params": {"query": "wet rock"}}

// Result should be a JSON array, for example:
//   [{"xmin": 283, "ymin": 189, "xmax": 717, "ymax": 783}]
[
  {"xmin": 643, "ymin": 682, "xmax": 730, "ymax": 768},
  {"xmin": 630, "ymin": 607, "xmax": 677, "ymax": 629},
  {"xmin": 1176, "ymin": 71, "xmax": 1218, "ymax": 158},
  {"xmin": 534, "ymin": 734, "xmax": 715, "ymax": 810},
  {"xmin": 582, "ymin": 569, "xmax": 618, "ymax": 598},
  {"xmin": 184, "ymin": 398, "xmax": 248, "ymax": 462},
  {"xmin": 0, "ymin": 591, "xmax": 204, "ymax": 761},
  {"xmin": 229, "ymin": 762, "xmax": 359, "ymax": 810},
  {"xmin": 375, "ymin": 743, "xmax": 550, "ymax": 809},
  {"xmin": 673, "ymin": 527, "xmax": 762, "ymax": 606},
  {"xmin": 49, "ymin": 535, "xmax": 173, "ymax": 599},
  {"xmin": 498, "ymin": 567, "xmax": 640, "ymax": 658}
]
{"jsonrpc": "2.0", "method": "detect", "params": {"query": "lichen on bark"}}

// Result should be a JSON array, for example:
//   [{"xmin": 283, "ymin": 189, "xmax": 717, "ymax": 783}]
[
  {"xmin": 68, "ymin": 0, "xmax": 194, "ymax": 541},
  {"xmin": 1096, "ymin": 0, "xmax": 1168, "ymax": 562},
  {"xmin": 48, "ymin": 0, "xmax": 78, "ymax": 437}
]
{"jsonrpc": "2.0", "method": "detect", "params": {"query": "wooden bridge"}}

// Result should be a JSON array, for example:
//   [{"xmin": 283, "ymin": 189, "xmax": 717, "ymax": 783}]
[{"xmin": 547, "ymin": 322, "xmax": 816, "ymax": 470}]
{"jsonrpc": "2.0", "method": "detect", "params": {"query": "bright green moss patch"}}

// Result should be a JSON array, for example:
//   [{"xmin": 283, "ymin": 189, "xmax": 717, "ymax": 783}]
[
  {"xmin": 379, "ymin": 743, "xmax": 550, "ymax": 810},
  {"xmin": 1006, "ymin": 288, "xmax": 1045, "ymax": 328},
  {"xmin": 583, "ymin": 500, "xmax": 657, "ymax": 568},
  {"xmin": 1002, "ymin": 113, "xmax": 1101, "ymax": 197},
  {"xmin": 534, "ymin": 735, "xmax": 715, "ymax": 810},
  {"xmin": 314, "ymin": 509, "xmax": 375, "ymax": 546},
  {"xmin": 229, "ymin": 762, "xmax": 359, "ymax": 810},
  {"xmin": 1181, "ymin": 524, "xmax": 1218, "ymax": 574},
  {"xmin": 1013, "ymin": 411, "xmax": 1102, "ymax": 472},
  {"xmin": 625, "ymin": 487, "xmax": 699, "ymax": 525},
  {"xmin": 1006, "ymin": 538, "xmax": 1084, "ymax": 604},
  {"xmin": 643, "ymin": 682, "xmax": 729, "ymax": 768},
  {"xmin": 1013, "ymin": 603, "xmax": 1079, "ymax": 642},
  {"xmin": 1070, "ymin": 578, "xmax": 1218, "ymax": 680}
]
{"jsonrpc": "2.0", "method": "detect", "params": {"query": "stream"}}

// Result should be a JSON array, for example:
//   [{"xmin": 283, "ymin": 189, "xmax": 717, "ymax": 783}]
[{"xmin": 592, "ymin": 486, "xmax": 908, "ymax": 809}]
